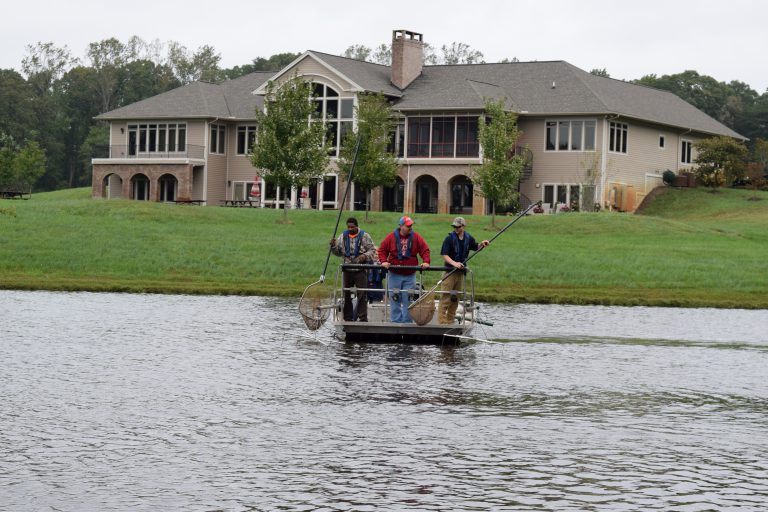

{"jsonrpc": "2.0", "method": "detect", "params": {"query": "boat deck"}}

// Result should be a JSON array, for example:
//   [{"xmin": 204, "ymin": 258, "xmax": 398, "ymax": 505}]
[{"xmin": 331, "ymin": 264, "xmax": 477, "ymax": 344}]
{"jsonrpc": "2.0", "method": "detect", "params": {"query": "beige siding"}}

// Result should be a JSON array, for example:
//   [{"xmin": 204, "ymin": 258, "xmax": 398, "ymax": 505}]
[
  {"xmin": 187, "ymin": 120, "xmax": 206, "ymax": 148},
  {"xmin": 286, "ymin": 57, "xmax": 356, "ymax": 93},
  {"xmin": 110, "ymin": 122, "xmax": 127, "ymax": 145},
  {"xmin": 518, "ymin": 117, "xmax": 603, "ymax": 205},
  {"xmin": 206, "ymin": 155, "xmax": 227, "ymax": 204}
]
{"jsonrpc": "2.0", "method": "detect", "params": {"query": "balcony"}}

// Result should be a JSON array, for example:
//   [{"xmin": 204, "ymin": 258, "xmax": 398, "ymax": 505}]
[{"xmin": 92, "ymin": 145, "xmax": 206, "ymax": 161}]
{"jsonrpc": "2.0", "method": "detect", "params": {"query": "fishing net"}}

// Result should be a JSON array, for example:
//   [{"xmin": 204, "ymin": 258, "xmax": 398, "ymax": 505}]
[
  {"xmin": 298, "ymin": 280, "xmax": 333, "ymax": 330},
  {"xmin": 409, "ymin": 289, "xmax": 436, "ymax": 326}
]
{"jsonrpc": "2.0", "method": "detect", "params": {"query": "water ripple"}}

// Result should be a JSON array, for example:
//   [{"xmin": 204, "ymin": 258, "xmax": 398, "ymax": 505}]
[{"xmin": 1, "ymin": 291, "xmax": 767, "ymax": 510}]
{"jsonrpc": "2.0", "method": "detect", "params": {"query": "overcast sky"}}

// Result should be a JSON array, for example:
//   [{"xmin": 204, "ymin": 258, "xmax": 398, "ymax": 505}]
[{"xmin": 3, "ymin": 0, "xmax": 766, "ymax": 93}]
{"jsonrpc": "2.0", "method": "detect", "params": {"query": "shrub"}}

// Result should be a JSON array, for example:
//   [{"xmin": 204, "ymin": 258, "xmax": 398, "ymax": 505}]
[{"xmin": 662, "ymin": 169, "xmax": 676, "ymax": 186}]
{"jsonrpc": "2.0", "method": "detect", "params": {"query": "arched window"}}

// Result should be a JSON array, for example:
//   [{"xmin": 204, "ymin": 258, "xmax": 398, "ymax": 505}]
[{"xmin": 311, "ymin": 83, "xmax": 354, "ymax": 157}]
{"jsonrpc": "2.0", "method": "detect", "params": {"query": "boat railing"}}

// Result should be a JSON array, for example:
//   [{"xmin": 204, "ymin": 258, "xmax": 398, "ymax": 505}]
[{"xmin": 333, "ymin": 264, "xmax": 476, "ymax": 324}]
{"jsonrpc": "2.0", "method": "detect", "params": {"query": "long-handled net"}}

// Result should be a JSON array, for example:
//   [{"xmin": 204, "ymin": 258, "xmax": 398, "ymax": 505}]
[
  {"xmin": 408, "ymin": 202, "xmax": 541, "ymax": 325},
  {"xmin": 408, "ymin": 287, "xmax": 436, "ymax": 325},
  {"xmin": 298, "ymin": 136, "xmax": 361, "ymax": 330}
]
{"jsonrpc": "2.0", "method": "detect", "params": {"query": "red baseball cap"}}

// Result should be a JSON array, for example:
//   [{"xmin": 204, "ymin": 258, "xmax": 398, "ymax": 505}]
[{"xmin": 399, "ymin": 216, "xmax": 414, "ymax": 227}]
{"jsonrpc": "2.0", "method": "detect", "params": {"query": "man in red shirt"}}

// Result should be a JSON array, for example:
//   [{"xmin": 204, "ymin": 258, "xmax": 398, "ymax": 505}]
[{"xmin": 377, "ymin": 216, "xmax": 430, "ymax": 323}]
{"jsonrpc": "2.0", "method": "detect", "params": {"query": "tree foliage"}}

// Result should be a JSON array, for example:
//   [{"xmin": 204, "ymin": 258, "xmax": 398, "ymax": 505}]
[
  {"xmin": 250, "ymin": 77, "xmax": 329, "ymax": 222},
  {"xmin": 694, "ymin": 136, "xmax": 749, "ymax": 188},
  {"xmin": 0, "ymin": 137, "xmax": 46, "ymax": 191},
  {"xmin": 338, "ymin": 93, "xmax": 399, "ymax": 221},
  {"xmin": 471, "ymin": 98, "xmax": 524, "ymax": 227}
]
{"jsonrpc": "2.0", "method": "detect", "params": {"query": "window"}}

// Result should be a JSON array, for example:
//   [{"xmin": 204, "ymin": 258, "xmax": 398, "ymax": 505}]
[
  {"xmin": 543, "ymin": 183, "xmax": 581, "ymax": 210},
  {"xmin": 127, "ymin": 123, "xmax": 186, "ymax": 155},
  {"xmin": 406, "ymin": 115, "xmax": 480, "ymax": 158},
  {"xmin": 387, "ymin": 121, "xmax": 406, "ymax": 158},
  {"xmin": 681, "ymin": 140, "xmax": 693, "ymax": 164},
  {"xmin": 456, "ymin": 117, "xmax": 479, "ymax": 156},
  {"xmin": 210, "ymin": 124, "xmax": 226, "ymax": 154},
  {"xmin": 310, "ymin": 83, "xmax": 353, "ymax": 157},
  {"xmin": 237, "ymin": 125, "xmax": 257, "ymax": 155},
  {"xmin": 431, "ymin": 117, "xmax": 455, "ymax": 157},
  {"xmin": 609, "ymin": 121, "xmax": 628, "ymax": 153},
  {"xmin": 407, "ymin": 117, "xmax": 431, "ymax": 157},
  {"xmin": 659, "ymin": 135, "xmax": 666, "ymax": 149},
  {"xmin": 545, "ymin": 120, "xmax": 596, "ymax": 151}
]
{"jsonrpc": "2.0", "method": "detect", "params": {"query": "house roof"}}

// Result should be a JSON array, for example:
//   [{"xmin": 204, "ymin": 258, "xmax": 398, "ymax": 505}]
[
  {"xmin": 96, "ymin": 71, "xmax": 273, "ymax": 121},
  {"xmin": 389, "ymin": 60, "xmax": 742, "ymax": 138},
  {"xmin": 97, "ymin": 55, "xmax": 741, "ymax": 139}
]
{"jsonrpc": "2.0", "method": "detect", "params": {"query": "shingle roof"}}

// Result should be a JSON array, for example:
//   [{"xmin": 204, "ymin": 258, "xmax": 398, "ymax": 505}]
[
  {"xmin": 96, "ymin": 71, "xmax": 273, "ymax": 121},
  {"xmin": 305, "ymin": 51, "xmax": 403, "ymax": 97},
  {"xmin": 388, "ymin": 60, "xmax": 741, "ymax": 138},
  {"xmin": 97, "ymin": 55, "xmax": 741, "ymax": 139}
]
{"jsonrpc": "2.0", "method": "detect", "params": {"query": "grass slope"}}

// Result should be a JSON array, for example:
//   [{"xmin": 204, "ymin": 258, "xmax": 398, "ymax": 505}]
[{"xmin": 1, "ymin": 187, "xmax": 766, "ymax": 308}]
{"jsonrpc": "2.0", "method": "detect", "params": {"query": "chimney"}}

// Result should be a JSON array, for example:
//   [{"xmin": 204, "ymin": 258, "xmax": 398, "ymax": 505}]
[{"xmin": 391, "ymin": 30, "xmax": 423, "ymax": 90}]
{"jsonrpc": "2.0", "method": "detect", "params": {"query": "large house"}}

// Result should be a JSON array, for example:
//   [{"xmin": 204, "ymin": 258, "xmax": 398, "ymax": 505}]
[{"xmin": 91, "ymin": 30, "xmax": 743, "ymax": 214}]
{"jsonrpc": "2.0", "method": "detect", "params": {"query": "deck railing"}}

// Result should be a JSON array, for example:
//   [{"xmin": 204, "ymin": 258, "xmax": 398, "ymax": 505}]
[{"xmin": 93, "ymin": 145, "xmax": 206, "ymax": 160}]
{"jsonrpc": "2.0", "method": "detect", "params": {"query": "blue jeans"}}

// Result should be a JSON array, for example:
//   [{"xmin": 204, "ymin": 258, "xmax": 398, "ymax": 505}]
[{"xmin": 387, "ymin": 272, "xmax": 416, "ymax": 323}]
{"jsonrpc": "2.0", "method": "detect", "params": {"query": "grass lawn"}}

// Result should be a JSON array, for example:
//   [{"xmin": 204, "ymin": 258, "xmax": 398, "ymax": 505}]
[{"xmin": 1, "ymin": 186, "xmax": 767, "ymax": 308}]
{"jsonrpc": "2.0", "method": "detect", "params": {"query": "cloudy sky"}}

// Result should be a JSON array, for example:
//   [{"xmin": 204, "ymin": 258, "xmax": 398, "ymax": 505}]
[{"xmin": 3, "ymin": 0, "xmax": 766, "ymax": 92}]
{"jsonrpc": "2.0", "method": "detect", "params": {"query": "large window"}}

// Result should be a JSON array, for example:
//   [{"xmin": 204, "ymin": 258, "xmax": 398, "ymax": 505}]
[
  {"xmin": 237, "ymin": 125, "xmax": 257, "ymax": 155},
  {"xmin": 545, "ymin": 120, "xmax": 596, "ymax": 151},
  {"xmin": 543, "ymin": 183, "xmax": 581, "ymax": 210},
  {"xmin": 127, "ymin": 123, "xmax": 186, "ymax": 156},
  {"xmin": 311, "ymin": 83, "xmax": 354, "ymax": 158},
  {"xmin": 681, "ymin": 140, "xmax": 693, "ymax": 164},
  {"xmin": 609, "ymin": 121, "xmax": 628, "ymax": 154},
  {"xmin": 210, "ymin": 124, "xmax": 226, "ymax": 154},
  {"xmin": 406, "ymin": 115, "xmax": 480, "ymax": 158}
]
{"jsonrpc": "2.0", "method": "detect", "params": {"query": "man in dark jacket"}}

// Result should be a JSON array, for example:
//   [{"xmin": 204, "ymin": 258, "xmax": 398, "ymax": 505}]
[
  {"xmin": 377, "ymin": 216, "xmax": 430, "ymax": 323},
  {"xmin": 438, "ymin": 217, "xmax": 488, "ymax": 324},
  {"xmin": 331, "ymin": 217, "xmax": 376, "ymax": 321}
]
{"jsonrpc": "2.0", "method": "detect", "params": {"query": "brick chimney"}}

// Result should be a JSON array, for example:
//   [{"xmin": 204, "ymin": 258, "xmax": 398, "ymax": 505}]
[{"xmin": 391, "ymin": 30, "xmax": 423, "ymax": 90}]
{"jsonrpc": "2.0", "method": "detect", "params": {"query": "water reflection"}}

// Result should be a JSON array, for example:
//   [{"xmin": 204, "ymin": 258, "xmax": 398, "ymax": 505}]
[{"xmin": 1, "ymin": 291, "xmax": 767, "ymax": 510}]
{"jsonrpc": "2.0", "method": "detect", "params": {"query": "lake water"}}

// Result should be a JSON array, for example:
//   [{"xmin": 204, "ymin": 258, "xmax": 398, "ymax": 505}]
[{"xmin": 1, "ymin": 290, "xmax": 767, "ymax": 511}]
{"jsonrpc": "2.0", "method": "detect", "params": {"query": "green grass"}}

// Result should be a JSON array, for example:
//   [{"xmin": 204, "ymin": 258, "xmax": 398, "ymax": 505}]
[{"xmin": 1, "ymin": 187, "xmax": 767, "ymax": 308}]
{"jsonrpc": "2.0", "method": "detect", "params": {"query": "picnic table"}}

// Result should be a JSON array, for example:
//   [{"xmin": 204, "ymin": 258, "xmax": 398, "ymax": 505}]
[
  {"xmin": 1, "ymin": 191, "xmax": 31, "ymax": 200},
  {"xmin": 172, "ymin": 199, "xmax": 205, "ymax": 205},
  {"xmin": 222, "ymin": 199, "xmax": 259, "ymax": 207}
]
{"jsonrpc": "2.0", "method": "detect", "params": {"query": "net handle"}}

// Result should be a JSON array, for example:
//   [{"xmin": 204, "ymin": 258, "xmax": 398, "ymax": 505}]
[{"xmin": 318, "ymin": 135, "xmax": 362, "ymax": 283}]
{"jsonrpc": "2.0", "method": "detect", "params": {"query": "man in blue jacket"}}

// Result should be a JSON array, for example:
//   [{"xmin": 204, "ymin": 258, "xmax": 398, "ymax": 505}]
[{"xmin": 438, "ymin": 217, "xmax": 488, "ymax": 324}]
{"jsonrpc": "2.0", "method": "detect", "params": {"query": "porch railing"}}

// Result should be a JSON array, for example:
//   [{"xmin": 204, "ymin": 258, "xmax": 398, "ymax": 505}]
[{"xmin": 93, "ymin": 145, "xmax": 206, "ymax": 160}]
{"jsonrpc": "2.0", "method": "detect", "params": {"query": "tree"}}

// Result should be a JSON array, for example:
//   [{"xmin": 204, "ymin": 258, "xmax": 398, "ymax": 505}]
[
  {"xmin": 250, "ymin": 76, "xmax": 329, "ymax": 223},
  {"xmin": 370, "ymin": 44, "xmax": 391, "ymax": 65},
  {"xmin": 694, "ymin": 136, "xmax": 748, "ymax": 189},
  {"xmin": 86, "ymin": 38, "xmax": 129, "ymax": 112},
  {"xmin": 0, "ymin": 69, "xmax": 36, "ymax": 141},
  {"xmin": 440, "ymin": 42, "xmax": 484, "ymax": 64},
  {"xmin": 590, "ymin": 68, "xmax": 610, "ymax": 77},
  {"xmin": 21, "ymin": 42, "xmax": 77, "ymax": 95},
  {"xmin": 338, "ymin": 93, "xmax": 399, "ymax": 222},
  {"xmin": 168, "ymin": 43, "xmax": 224, "ymax": 84},
  {"xmin": 471, "ymin": 98, "xmax": 524, "ymax": 228},
  {"xmin": 0, "ymin": 137, "xmax": 46, "ymax": 191},
  {"xmin": 343, "ymin": 45, "xmax": 371, "ymax": 61}
]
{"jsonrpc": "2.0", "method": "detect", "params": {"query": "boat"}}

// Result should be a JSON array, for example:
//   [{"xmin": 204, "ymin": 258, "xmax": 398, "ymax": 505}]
[{"xmin": 330, "ymin": 264, "xmax": 478, "ymax": 344}]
